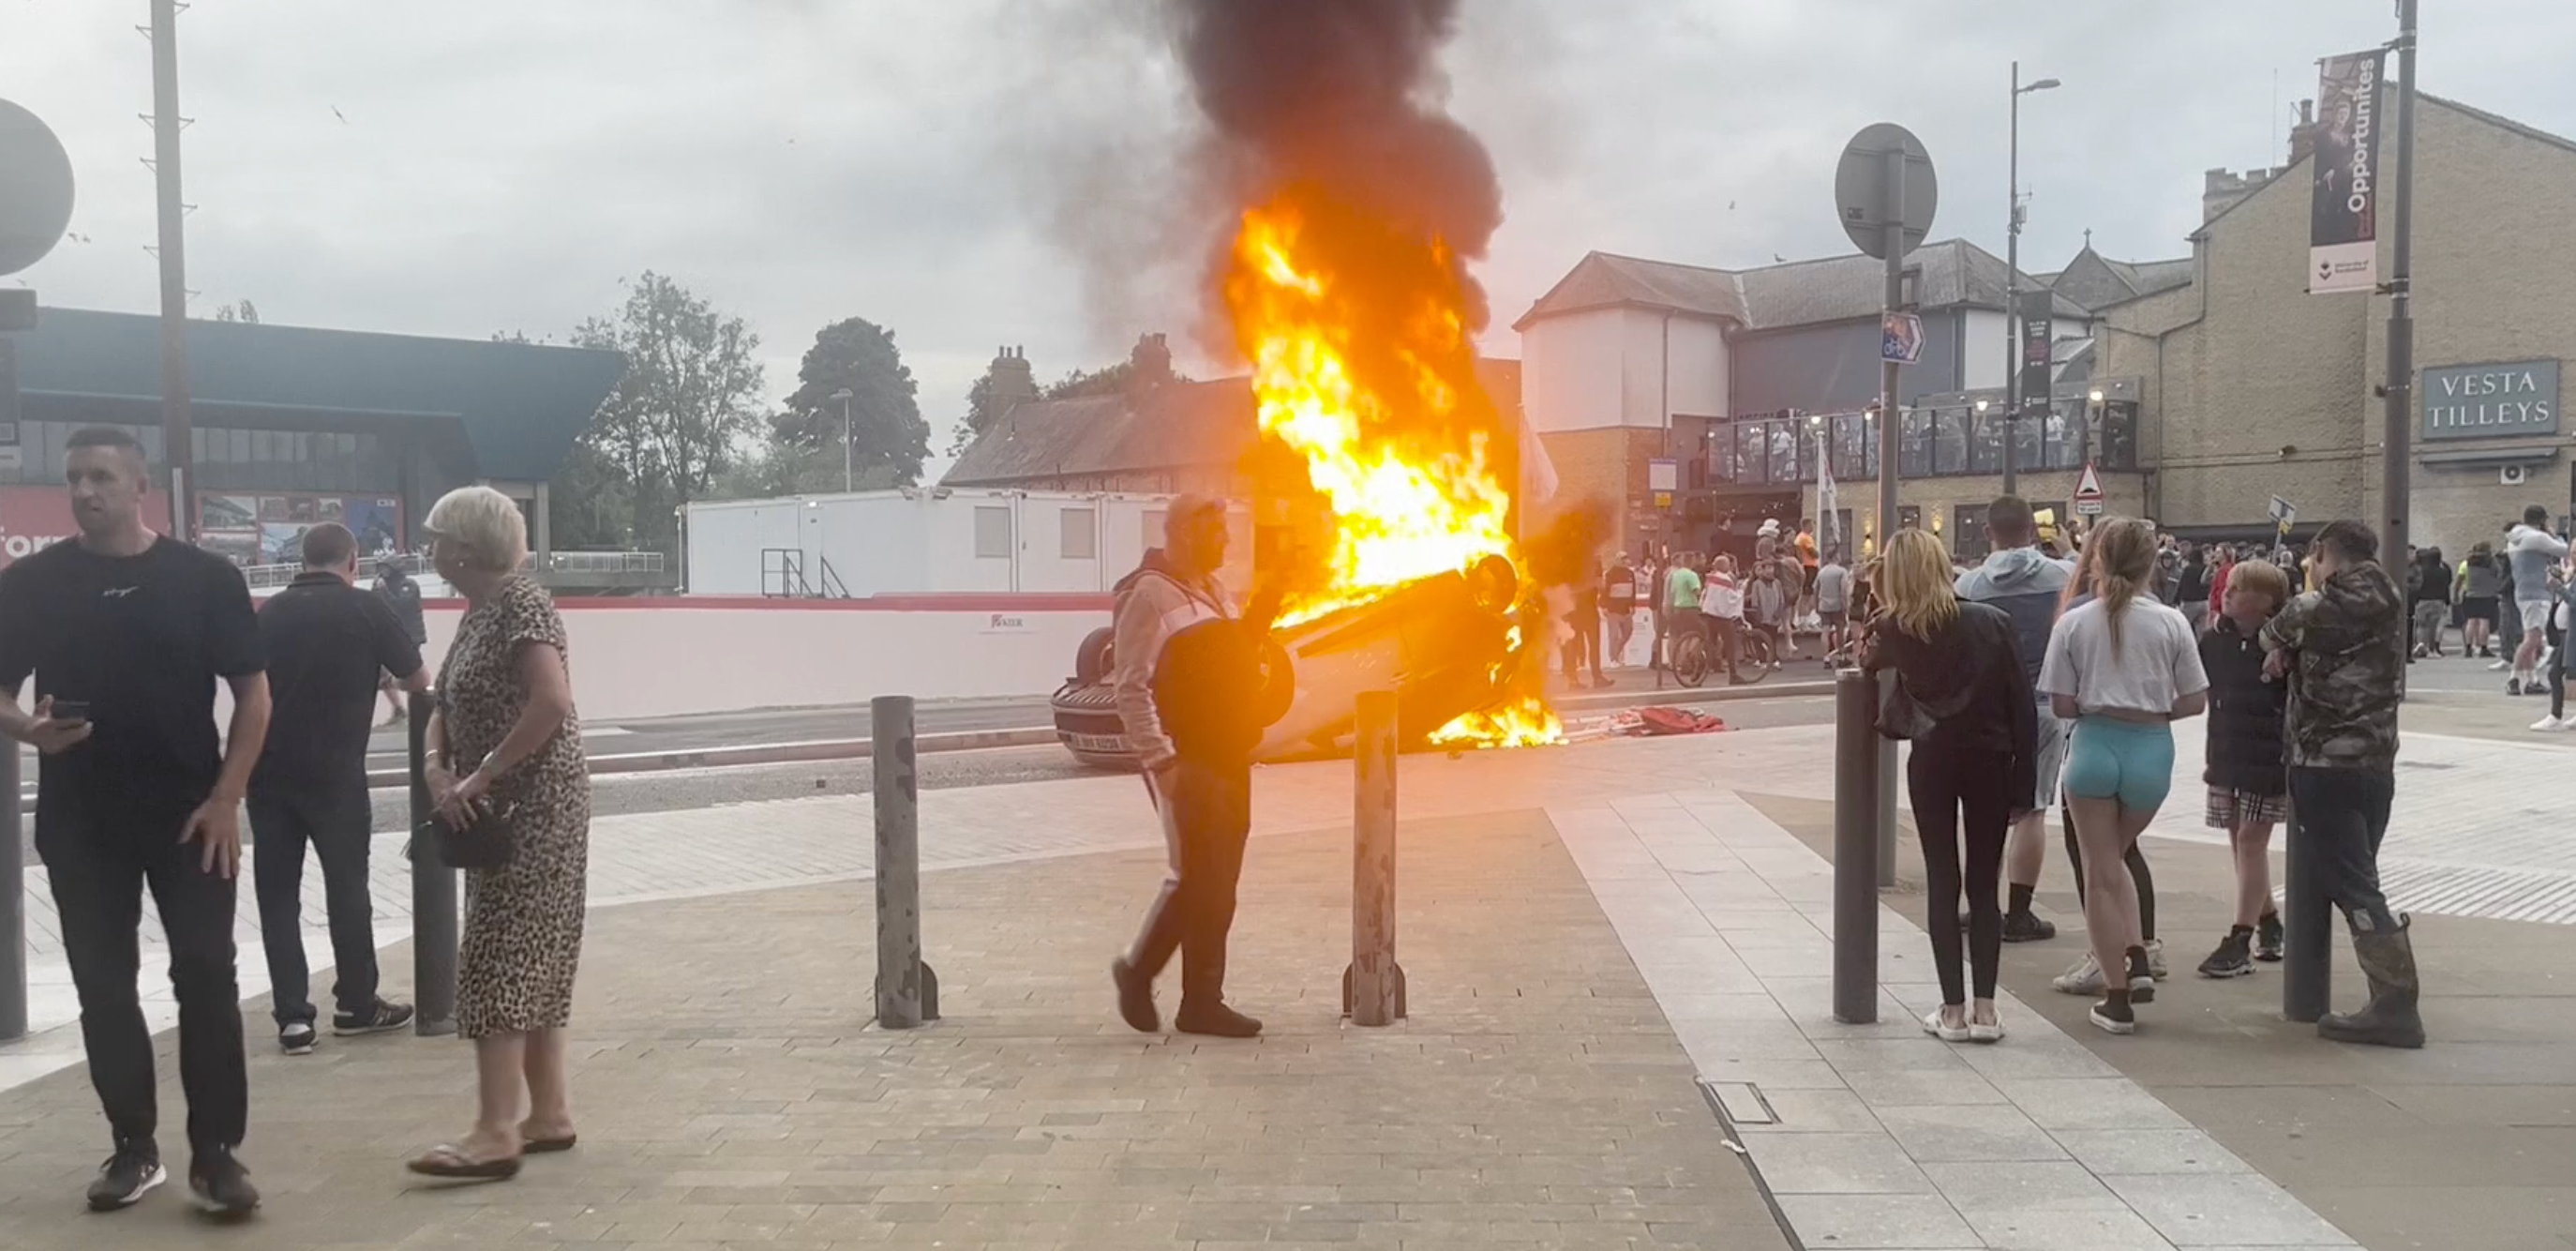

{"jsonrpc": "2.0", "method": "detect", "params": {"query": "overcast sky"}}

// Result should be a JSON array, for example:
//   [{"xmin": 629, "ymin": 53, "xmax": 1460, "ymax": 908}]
[{"xmin": 5, "ymin": 1, "xmax": 2568, "ymax": 474}]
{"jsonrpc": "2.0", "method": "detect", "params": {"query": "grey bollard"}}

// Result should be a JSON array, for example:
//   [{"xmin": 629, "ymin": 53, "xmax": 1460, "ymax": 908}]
[
  {"xmin": 0, "ymin": 744, "xmax": 24, "ymax": 1040},
  {"xmin": 2282, "ymin": 794, "xmax": 2330, "ymax": 1022},
  {"xmin": 872, "ymin": 696, "xmax": 939, "ymax": 1028},
  {"xmin": 408, "ymin": 688, "xmax": 459, "ymax": 1036},
  {"xmin": 1344, "ymin": 690, "xmax": 1405, "ymax": 1026},
  {"xmin": 1833, "ymin": 668, "xmax": 1881, "ymax": 1024}
]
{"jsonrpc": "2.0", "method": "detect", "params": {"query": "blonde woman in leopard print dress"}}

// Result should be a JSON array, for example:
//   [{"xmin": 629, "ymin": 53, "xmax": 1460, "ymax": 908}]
[{"xmin": 408, "ymin": 487, "xmax": 590, "ymax": 1182}]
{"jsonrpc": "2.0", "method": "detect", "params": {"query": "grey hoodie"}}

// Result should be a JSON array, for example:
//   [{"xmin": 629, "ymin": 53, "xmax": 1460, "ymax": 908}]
[{"xmin": 1954, "ymin": 546, "xmax": 2074, "ymax": 690}]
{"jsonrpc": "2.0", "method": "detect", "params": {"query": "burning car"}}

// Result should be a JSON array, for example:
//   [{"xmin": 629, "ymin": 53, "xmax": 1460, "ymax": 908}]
[{"xmin": 1051, "ymin": 554, "xmax": 1537, "ymax": 768}]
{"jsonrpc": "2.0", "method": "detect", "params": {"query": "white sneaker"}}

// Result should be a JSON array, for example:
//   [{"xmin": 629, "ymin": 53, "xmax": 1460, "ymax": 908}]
[
  {"xmin": 2053, "ymin": 953, "xmax": 2104, "ymax": 995},
  {"xmin": 2145, "ymin": 938, "xmax": 2169, "ymax": 981},
  {"xmin": 2532, "ymin": 715, "xmax": 2572, "ymax": 732},
  {"xmin": 2491, "ymin": 658, "xmax": 2513, "ymax": 671}
]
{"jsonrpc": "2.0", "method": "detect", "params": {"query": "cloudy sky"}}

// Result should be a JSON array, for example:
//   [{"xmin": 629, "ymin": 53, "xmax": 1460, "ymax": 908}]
[{"xmin": 5, "ymin": 1, "xmax": 2567, "ymax": 473}]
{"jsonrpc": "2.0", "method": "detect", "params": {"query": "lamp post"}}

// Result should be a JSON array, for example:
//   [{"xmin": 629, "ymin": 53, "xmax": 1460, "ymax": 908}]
[
  {"xmin": 2002, "ymin": 62, "xmax": 2061, "ymax": 498},
  {"xmin": 829, "ymin": 387, "xmax": 855, "ymax": 492}
]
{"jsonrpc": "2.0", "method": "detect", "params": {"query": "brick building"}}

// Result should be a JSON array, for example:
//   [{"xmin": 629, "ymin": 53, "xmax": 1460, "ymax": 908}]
[
  {"xmin": 2102, "ymin": 94, "xmax": 2576, "ymax": 555},
  {"xmin": 1518, "ymin": 89, "xmax": 2576, "ymax": 566}
]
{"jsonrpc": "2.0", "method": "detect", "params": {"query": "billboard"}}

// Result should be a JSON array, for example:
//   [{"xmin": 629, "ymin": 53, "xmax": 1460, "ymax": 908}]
[{"xmin": 197, "ymin": 492, "xmax": 406, "ymax": 566}]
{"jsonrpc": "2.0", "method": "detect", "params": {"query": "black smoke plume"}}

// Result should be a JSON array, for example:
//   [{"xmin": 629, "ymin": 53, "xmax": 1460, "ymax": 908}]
[{"xmin": 1171, "ymin": 0, "xmax": 1503, "ymax": 331}]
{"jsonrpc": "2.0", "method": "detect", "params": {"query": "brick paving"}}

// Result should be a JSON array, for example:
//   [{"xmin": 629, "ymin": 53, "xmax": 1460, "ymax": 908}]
[{"xmin": 0, "ymin": 810, "xmax": 1787, "ymax": 1250}]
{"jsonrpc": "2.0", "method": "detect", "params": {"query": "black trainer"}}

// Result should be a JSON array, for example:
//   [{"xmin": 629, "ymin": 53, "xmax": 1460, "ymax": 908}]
[
  {"xmin": 86, "ymin": 1140, "xmax": 166, "ymax": 1212},
  {"xmin": 188, "ymin": 1147, "xmax": 259, "ymax": 1218},
  {"xmin": 333, "ymin": 999, "xmax": 415, "ymax": 1036},
  {"xmin": 1109, "ymin": 957, "xmax": 1159, "ymax": 1033},
  {"xmin": 2001, "ymin": 912, "xmax": 2057, "ymax": 942},
  {"xmin": 278, "ymin": 1022, "xmax": 317, "ymax": 1056},
  {"xmin": 1174, "ymin": 1001, "xmax": 1263, "ymax": 1038},
  {"xmin": 2198, "ymin": 928, "xmax": 2255, "ymax": 979},
  {"xmin": 2256, "ymin": 912, "xmax": 2285, "ymax": 962},
  {"xmin": 2124, "ymin": 946, "xmax": 2156, "ymax": 1004}
]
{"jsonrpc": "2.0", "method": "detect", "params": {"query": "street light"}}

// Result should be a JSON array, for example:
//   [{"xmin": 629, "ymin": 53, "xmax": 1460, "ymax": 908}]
[
  {"xmin": 2002, "ymin": 62, "xmax": 2062, "ymax": 498},
  {"xmin": 829, "ymin": 387, "xmax": 855, "ymax": 492}
]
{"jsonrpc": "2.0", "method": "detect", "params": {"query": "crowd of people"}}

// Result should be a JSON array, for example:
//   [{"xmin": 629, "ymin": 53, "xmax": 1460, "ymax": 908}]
[
  {"xmin": 0, "ymin": 427, "xmax": 594, "ymax": 1216},
  {"xmin": 1860, "ymin": 496, "xmax": 2424, "ymax": 1048},
  {"xmin": 2388, "ymin": 506, "xmax": 2572, "ymax": 731}
]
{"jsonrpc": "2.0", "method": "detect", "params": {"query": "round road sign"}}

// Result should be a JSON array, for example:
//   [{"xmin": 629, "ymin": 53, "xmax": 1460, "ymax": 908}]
[
  {"xmin": 1834, "ymin": 123, "xmax": 1937, "ymax": 261},
  {"xmin": 0, "ymin": 99, "xmax": 76, "ymax": 278}
]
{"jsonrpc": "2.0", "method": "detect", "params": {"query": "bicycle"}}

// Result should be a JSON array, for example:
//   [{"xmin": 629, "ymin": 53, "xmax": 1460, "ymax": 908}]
[{"xmin": 1670, "ymin": 622, "xmax": 1775, "ymax": 688}]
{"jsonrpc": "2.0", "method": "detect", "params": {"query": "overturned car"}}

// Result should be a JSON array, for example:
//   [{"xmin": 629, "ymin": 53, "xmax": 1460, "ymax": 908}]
[{"xmin": 1052, "ymin": 555, "xmax": 1531, "ymax": 767}]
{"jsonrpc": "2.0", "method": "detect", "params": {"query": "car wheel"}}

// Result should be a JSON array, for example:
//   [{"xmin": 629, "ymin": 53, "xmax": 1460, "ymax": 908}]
[{"xmin": 1073, "ymin": 626, "xmax": 1116, "ymax": 686}]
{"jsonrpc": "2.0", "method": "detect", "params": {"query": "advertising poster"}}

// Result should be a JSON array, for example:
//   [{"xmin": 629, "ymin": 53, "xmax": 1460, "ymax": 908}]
[
  {"xmin": 259, "ymin": 521, "xmax": 313, "ymax": 565},
  {"xmin": 2310, "ymin": 49, "xmax": 2386, "ymax": 294},
  {"xmin": 342, "ymin": 497, "xmax": 404, "ymax": 554}
]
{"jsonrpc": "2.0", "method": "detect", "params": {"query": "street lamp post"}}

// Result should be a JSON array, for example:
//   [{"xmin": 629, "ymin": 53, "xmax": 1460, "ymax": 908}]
[
  {"xmin": 829, "ymin": 387, "xmax": 855, "ymax": 492},
  {"xmin": 2002, "ymin": 62, "xmax": 2061, "ymax": 498}
]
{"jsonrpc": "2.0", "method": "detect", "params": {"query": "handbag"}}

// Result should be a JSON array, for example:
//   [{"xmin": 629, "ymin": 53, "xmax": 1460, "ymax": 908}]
[{"xmin": 425, "ymin": 797, "xmax": 518, "ymax": 870}]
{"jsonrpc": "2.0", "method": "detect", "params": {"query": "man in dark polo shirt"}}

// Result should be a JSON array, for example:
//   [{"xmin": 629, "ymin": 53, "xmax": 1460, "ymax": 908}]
[
  {"xmin": 0, "ymin": 427, "xmax": 270, "ymax": 1216},
  {"xmin": 253, "ymin": 523, "xmax": 427, "ymax": 1057}
]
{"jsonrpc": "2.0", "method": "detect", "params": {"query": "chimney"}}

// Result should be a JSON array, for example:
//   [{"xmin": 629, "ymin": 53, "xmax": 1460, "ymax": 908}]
[
  {"xmin": 988, "ymin": 345, "xmax": 1038, "ymax": 417},
  {"xmin": 1129, "ymin": 332, "xmax": 1174, "ymax": 389},
  {"xmin": 2286, "ymin": 98, "xmax": 2319, "ymax": 167}
]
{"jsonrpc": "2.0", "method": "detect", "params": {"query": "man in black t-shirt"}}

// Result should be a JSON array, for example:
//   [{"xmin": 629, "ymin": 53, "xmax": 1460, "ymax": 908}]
[
  {"xmin": 0, "ymin": 428, "xmax": 270, "ymax": 1216},
  {"xmin": 252, "ymin": 523, "xmax": 428, "ymax": 1056}
]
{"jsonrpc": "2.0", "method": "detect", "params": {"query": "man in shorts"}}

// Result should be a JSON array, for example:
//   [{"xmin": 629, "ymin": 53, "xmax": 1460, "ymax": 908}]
[
  {"xmin": 1954, "ymin": 496, "xmax": 2072, "ymax": 942},
  {"xmin": 1814, "ymin": 547, "xmax": 1852, "ymax": 662},
  {"xmin": 2505, "ymin": 505, "xmax": 2569, "ymax": 696}
]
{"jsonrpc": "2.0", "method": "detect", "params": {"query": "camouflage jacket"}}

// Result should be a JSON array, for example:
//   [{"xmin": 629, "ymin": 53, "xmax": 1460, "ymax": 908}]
[{"xmin": 2259, "ymin": 562, "xmax": 2404, "ymax": 771}]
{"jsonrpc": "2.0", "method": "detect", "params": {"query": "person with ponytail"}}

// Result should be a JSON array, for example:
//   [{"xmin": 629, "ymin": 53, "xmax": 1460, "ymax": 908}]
[{"xmin": 2039, "ymin": 518, "xmax": 2209, "ymax": 1034}]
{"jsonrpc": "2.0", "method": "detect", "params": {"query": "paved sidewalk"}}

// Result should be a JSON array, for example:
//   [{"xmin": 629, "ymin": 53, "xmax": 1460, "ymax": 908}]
[
  {"xmin": 0, "ymin": 812, "xmax": 1783, "ymax": 1250},
  {"xmin": 1748, "ymin": 792, "xmax": 2576, "ymax": 1251},
  {"xmin": 0, "ymin": 714, "xmax": 2568, "ymax": 1246}
]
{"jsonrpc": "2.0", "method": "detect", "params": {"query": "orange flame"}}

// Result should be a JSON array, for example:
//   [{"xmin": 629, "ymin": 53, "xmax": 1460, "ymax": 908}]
[{"xmin": 1222, "ymin": 189, "xmax": 1558, "ymax": 748}]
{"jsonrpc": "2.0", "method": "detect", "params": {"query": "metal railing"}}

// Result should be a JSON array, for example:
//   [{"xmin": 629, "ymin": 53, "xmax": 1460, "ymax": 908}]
[{"xmin": 541, "ymin": 550, "xmax": 666, "ymax": 574}]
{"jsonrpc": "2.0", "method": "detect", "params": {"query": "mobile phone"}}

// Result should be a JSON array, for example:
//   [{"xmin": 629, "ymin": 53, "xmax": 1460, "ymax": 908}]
[{"xmin": 48, "ymin": 700, "xmax": 89, "ymax": 723}]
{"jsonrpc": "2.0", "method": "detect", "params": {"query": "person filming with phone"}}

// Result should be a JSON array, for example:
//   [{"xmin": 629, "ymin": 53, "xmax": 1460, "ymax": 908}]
[{"xmin": 0, "ymin": 427, "xmax": 271, "ymax": 1216}]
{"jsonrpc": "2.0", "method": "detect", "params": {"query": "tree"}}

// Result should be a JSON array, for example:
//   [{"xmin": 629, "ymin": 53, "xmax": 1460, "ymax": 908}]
[
  {"xmin": 566, "ymin": 272, "xmax": 767, "ymax": 550},
  {"xmin": 770, "ymin": 317, "xmax": 931, "ymax": 487},
  {"xmin": 211, "ymin": 299, "xmax": 259, "ymax": 324},
  {"xmin": 949, "ymin": 374, "xmax": 999, "ymax": 457}
]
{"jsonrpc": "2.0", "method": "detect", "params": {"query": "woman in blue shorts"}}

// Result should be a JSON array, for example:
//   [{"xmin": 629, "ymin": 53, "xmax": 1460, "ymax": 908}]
[{"xmin": 2039, "ymin": 519, "xmax": 2209, "ymax": 1034}]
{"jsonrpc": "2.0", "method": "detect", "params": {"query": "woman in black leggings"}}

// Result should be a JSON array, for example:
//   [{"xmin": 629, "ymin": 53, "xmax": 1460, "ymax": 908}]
[{"xmin": 1861, "ymin": 529, "xmax": 2036, "ymax": 1043}]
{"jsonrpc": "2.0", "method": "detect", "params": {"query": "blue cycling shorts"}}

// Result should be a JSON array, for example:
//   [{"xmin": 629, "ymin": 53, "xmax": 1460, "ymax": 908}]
[{"xmin": 2061, "ymin": 716, "xmax": 2175, "ymax": 812}]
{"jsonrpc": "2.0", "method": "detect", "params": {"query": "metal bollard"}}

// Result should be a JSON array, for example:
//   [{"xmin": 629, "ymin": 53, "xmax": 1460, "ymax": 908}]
[
  {"xmin": 1832, "ymin": 669, "xmax": 1881, "ymax": 1024},
  {"xmin": 1344, "ymin": 690, "xmax": 1405, "ymax": 1026},
  {"xmin": 408, "ymin": 688, "xmax": 459, "ymax": 1036},
  {"xmin": 2282, "ymin": 793, "xmax": 2330, "ymax": 1022},
  {"xmin": 872, "ymin": 696, "xmax": 938, "ymax": 1028},
  {"xmin": 0, "ymin": 744, "xmax": 24, "ymax": 1040}
]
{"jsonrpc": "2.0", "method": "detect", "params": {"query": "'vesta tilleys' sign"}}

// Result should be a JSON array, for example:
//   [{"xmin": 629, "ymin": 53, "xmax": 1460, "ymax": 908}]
[{"xmin": 2420, "ymin": 360, "xmax": 2560, "ymax": 440}]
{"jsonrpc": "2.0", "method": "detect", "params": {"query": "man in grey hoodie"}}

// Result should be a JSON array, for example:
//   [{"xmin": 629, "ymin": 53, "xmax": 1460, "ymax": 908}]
[
  {"xmin": 1954, "ymin": 497, "xmax": 2073, "ymax": 942},
  {"xmin": 1106, "ymin": 497, "xmax": 1282, "ymax": 1039}
]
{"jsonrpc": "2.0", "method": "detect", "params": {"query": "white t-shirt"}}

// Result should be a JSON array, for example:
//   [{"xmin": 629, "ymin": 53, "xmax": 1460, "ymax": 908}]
[{"xmin": 2039, "ymin": 596, "xmax": 2209, "ymax": 717}]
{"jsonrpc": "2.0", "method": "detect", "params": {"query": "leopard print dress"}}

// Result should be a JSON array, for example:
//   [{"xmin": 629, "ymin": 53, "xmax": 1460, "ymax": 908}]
[{"xmin": 441, "ymin": 575, "xmax": 590, "ymax": 1039}]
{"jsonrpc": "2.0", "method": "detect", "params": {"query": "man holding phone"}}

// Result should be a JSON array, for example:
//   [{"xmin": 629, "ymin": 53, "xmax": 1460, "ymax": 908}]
[{"xmin": 0, "ymin": 427, "xmax": 270, "ymax": 1217}]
